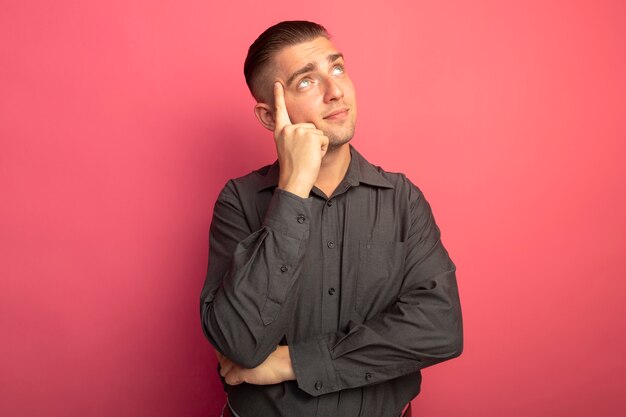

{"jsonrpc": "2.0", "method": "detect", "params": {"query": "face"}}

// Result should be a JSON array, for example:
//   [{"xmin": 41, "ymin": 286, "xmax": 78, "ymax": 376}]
[{"xmin": 269, "ymin": 37, "xmax": 357, "ymax": 148}]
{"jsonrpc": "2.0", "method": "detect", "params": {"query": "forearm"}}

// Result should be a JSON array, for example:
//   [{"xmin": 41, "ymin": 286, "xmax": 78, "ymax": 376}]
[{"xmin": 290, "ymin": 232, "xmax": 463, "ymax": 396}]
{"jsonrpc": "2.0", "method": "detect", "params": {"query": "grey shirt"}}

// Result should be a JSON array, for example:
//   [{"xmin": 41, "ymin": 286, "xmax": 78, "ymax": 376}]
[{"xmin": 200, "ymin": 145, "xmax": 463, "ymax": 417}]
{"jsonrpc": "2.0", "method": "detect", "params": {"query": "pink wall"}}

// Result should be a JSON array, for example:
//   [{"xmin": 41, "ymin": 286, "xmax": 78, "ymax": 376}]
[{"xmin": 1, "ymin": 1, "xmax": 625, "ymax": 416}]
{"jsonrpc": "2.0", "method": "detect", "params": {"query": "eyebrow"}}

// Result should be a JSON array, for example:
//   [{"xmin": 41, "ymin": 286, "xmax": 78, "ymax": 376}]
[{"xmin": 286, "ymin": 53, "xmax": 345, "ymax": 87}]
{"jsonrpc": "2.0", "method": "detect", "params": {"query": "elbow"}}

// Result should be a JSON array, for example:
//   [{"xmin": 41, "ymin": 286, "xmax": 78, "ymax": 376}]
[
  {"xmin": 442, "ymin": 294, "xmax": 464, "ymax": 360},
  {"xmin": 448, "ymin": 331, "xmax": 463, "ymax": 359},
  {"xmin": 426, "ymin": 322, "xmax": 463, "ymax": 366},
  {"xmin": 444, "ymin": 321, "xmax": 464, "ymax": 360},
  {"xmin": 202, "ymin": 329, "xmax": 269, "ymax": 369},
  {"xmin": 201, "ymin": 305, "xmax": 273, "ymax": 369},
  {"xmin": 416, "ymin": 324, "xmax": 464, "ymax": 370}
]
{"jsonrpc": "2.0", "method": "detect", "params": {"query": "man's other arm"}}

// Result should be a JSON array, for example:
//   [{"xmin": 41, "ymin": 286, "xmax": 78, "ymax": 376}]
[{"xmin": 287, "ymin": 183, "xmax": 463, "ymax": 396}]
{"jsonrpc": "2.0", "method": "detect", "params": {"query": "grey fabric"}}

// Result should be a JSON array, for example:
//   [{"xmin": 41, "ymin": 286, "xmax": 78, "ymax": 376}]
[{"xmin": 201, "ymin": 145, "xmax": 463, "ymax": 417}]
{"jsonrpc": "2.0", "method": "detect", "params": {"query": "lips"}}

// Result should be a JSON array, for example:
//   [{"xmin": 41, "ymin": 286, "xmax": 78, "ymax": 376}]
[{"xmin": 323, "ymin": 108, "xmax": 349, "ymax": 119}]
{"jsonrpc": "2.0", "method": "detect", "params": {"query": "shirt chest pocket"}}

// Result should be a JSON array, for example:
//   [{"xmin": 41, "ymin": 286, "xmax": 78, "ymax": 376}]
[{"xmin": 355, "ymin": 240, "xmax": 407, "ymax": 319}]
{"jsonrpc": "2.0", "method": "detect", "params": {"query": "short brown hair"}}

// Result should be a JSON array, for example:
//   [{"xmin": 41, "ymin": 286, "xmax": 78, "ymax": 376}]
[{"xmin": 244, "ymin": 21, "xmax": 330, "ymax": 101}]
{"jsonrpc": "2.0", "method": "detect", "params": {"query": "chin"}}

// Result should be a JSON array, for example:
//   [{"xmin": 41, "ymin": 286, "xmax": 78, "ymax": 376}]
[
  {"xmin": 327, "ymin": 134, "xmax": 353, "ymax": 150},
  {"xmin": 326, "ymin": 124, "xmax": 356, "ymax": 145}
]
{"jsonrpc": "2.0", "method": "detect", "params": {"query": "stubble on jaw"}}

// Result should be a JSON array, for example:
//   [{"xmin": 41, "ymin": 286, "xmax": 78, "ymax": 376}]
[{"xmin": 324, "ymin": 121, "xmax": 356, "ymax": 151}]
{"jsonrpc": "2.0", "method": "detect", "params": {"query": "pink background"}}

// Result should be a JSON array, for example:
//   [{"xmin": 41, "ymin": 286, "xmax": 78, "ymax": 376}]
[{"xmin": 1, "ymin": 1, "xmax": 625, "ymax": 416}]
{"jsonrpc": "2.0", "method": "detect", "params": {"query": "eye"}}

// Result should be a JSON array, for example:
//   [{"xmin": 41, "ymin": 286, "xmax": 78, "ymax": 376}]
[
  {"xmin": 297, "ymin": 78, "xmax": 313, "ymax": 89},
  {"xmin": 331, "ymin": 65, "xmax": 344, "ymax": 75}
]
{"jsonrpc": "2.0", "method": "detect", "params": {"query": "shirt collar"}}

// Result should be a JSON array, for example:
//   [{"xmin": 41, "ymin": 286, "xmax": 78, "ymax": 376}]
[{"xmin": 256, "ymin": 144, "xmax": 393, "ymax": 192}]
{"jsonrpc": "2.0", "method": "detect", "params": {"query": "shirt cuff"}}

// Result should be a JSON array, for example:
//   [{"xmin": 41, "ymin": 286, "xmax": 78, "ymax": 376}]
[
  {"xmin": 290, "ymin": 334, "xmax": 339, "ymax": 397},
  {"xmin": 262, "ymin": 188, "xmax": 313, "ymax": 240}
]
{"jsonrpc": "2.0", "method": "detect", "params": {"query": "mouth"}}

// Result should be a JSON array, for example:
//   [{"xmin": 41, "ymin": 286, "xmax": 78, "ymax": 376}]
[{"xmin": 323, "ymin": 108, "xmax": 350, "ymax": 120}]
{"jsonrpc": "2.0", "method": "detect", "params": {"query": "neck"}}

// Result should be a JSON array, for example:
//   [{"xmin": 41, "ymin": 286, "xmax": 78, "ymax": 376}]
[{"xmin": 314, "ymin": 143, "xmax": 352, "ymax": 198}]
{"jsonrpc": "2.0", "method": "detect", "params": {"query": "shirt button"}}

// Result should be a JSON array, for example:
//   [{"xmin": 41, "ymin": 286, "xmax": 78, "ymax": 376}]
[
  {"xmin": 280, "ymin": 265, "xmax": 288, "ymax": 273},
  {"xmin": 296, "ymin": 215, "xmax": 306, "ymax": 224},
  {"xmin": 365, "ymin": 372, "xmax": 372, "ymax": 380},
  {"xmin": 327, "ymin": 241, "xmax": 335, "ymax": 249},
  {"xmin": 327, "ymin": 200, "xmax": 333, "ymax": 207},
  {"xmin": 314, "ymin": 380, "xmax": 323, "ymax": 390},
  {"xmin": 328, "ymin": 287, "xmax": 336, "ymax": 295}
]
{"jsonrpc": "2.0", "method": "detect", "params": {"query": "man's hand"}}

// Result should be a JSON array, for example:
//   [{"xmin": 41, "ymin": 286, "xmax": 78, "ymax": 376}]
[
  {"xmin": 273, "ymin": 82, "xmax": 329, "ymax": 198},
  {"xmin": 214, "ymin": 346, "xmax": 296, "ymax": 386}
]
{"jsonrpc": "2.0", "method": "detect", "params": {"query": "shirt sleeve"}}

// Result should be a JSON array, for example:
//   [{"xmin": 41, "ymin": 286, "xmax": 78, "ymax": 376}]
[
  {"xmin": 289, "ymin": 185, "xmax": 463, "ymax": 396},
  {"xmin": 200, "ymin": 181, "xmax": 312, "ymax": 368}
]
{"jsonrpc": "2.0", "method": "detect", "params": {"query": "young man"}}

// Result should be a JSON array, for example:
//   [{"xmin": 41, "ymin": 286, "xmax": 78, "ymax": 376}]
[{"xmin": 200, "ymin": 21, "xmax": 463, "ymax": 417}]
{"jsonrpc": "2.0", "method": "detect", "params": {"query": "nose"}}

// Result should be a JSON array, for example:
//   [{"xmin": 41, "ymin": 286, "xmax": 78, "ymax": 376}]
[{"xmin": 323, "ymin": 76, "xmax": 344, "ymax": 103}]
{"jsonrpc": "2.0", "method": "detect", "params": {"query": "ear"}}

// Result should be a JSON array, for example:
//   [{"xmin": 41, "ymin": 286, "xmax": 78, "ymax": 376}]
[{"xmin": 254, "ymin": 102, "xmax": 275, "ymax": 131}]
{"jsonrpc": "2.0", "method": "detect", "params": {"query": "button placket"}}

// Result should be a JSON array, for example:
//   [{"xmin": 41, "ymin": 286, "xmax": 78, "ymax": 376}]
[{"xmin": 320, "ymin": 194, "xmax": 341, "ymax": 336}]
